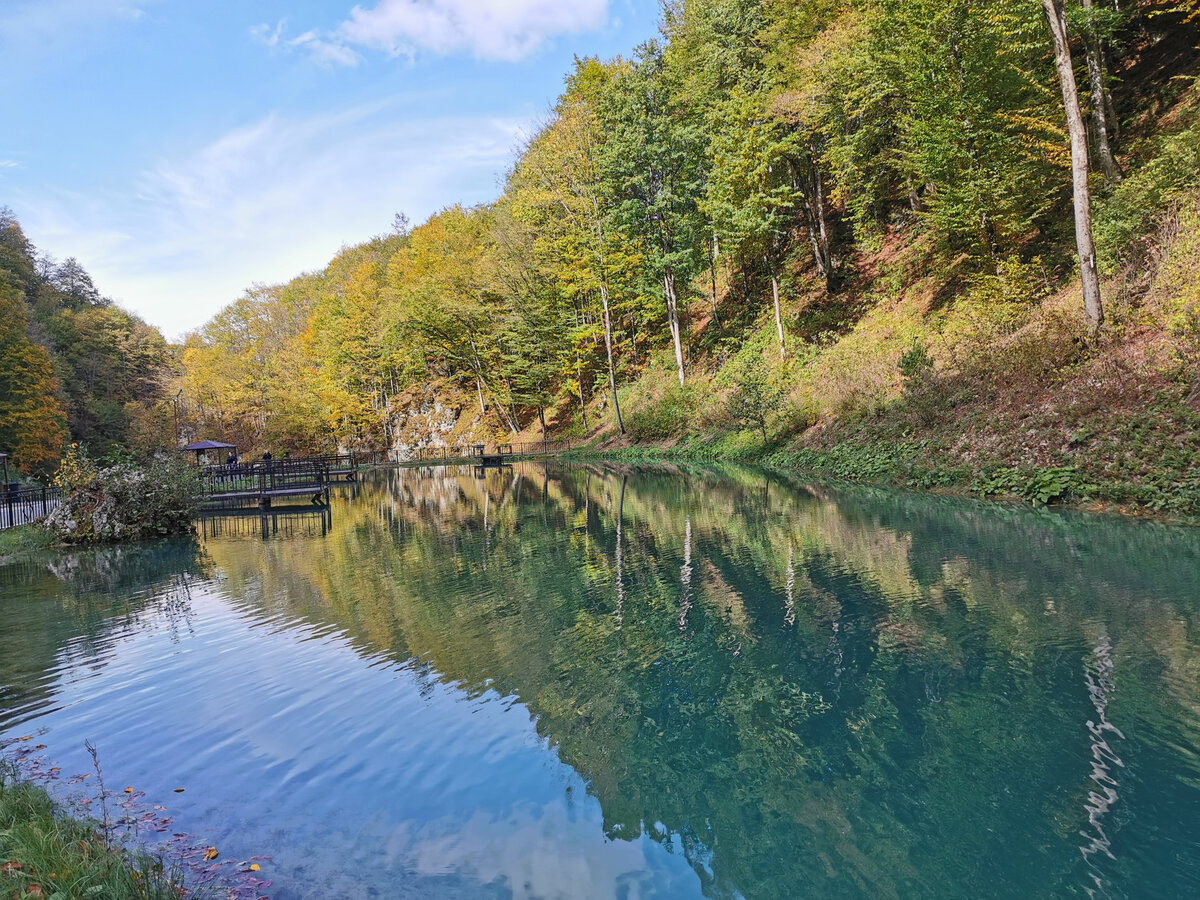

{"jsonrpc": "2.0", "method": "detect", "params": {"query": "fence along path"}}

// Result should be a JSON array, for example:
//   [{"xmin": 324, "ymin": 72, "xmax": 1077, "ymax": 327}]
[
  {"xmin": 1, "ymin": 486, "xmax": 62, "ymax": 530},
  {"xmin": 405, "ymin": 438, "xmax": 574, "ymax": 465}
]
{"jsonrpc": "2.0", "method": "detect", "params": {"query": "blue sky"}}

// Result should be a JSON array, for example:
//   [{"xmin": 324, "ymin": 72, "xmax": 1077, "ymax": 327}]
[{"xmin": 0, "ymin": 0, "xmax": 662, "ymax": 338}]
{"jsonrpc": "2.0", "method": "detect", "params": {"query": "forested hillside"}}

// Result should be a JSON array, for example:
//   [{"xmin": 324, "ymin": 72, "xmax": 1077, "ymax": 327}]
[
  {"xmin": 0, "ymin": 211, "xmax": 173, "ymax": 476},
  {"xmin": 174, "ymin": 0, "xmax": 1200, "ymax": 489},
  {"xmin": 9, "ymin": 0, "xmax": 1200, "ymax": 515}
]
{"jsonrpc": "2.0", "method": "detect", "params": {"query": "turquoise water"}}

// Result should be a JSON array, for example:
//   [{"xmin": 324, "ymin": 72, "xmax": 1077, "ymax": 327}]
[{"xmin": 3, "ymin": 462, "xmax": 1200, "ymax": 899}]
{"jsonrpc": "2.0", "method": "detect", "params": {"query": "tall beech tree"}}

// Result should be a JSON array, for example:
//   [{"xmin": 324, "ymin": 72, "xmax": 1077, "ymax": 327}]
[
  {"xmin": 706, "ymin": 89, "xmax": 805, "ymax": 360},
  {"xmin": 505, "ymin": 59, "xmax": 641, "ymax": 435},
  {"xmin": 1043, "ymin": 0, "xmax": 1105, "ymax": 331},
  {"xmin": 600, "ymin": 41, "xmax": 706, "ymax": 387},
  {"xmin": 0, "ymin": 281, "xmax": 68, "ymax": 473}
]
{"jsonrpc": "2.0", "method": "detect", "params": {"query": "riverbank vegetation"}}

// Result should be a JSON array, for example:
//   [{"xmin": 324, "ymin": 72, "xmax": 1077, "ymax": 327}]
[
  {"xmin": 0, "ymin": 764, "xmax": 184, "ymax": 900},
  {"xmin": 43, "ymin": 446, "xmax": 200, "ymax": 545},
  {"xmin": 3, "ymin": 1, "xmax": 1199, "ymax": 518},
  {"xmin": 167, "ymin": 0, "xmax": 1200, "ymax": 515}
]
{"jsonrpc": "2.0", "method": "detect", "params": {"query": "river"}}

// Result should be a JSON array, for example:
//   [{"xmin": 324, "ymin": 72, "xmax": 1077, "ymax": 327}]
[{"xmin": 2, "ymin": 462, "xmax": 1199, "ymax": 898}]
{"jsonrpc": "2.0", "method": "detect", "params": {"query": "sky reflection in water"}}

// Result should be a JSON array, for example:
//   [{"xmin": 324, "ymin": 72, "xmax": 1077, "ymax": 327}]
[{"xmin": 3, "ymin": 462, "xmax": 1200, "ymax": 899}]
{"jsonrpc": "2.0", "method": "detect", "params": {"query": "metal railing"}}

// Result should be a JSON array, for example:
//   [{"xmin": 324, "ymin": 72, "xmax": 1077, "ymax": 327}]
[
  {"xmin": 408, "ymin": 439, "xmax": 573, "ymax": 462},
  {"xmin": 1, "ymin": 485, "xmax": 62, "ymax": 530},
  {"xmin": 199, "ymin": 458, "xmax": 330, "ymax": 497}
]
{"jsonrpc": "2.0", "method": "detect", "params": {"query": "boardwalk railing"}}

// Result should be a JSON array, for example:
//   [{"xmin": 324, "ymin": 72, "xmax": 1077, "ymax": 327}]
[
  {"xmin": 1, "ymin": 485, "xmax": 62, "ymax": 530},
  {"xmin": 408, "ymin": 439, "xmax": 573, "ymax": 463},
  {"xmin": 200, "ymin": 459, "xmax": 330, "ymax": 507}
]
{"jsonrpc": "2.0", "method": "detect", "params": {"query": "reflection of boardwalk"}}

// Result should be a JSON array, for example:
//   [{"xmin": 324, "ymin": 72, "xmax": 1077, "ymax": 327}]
[
  {"xmin": 199, "ymin": 505, "xmax": 333, "ymax": 540},
  {"xmin": 403, "ymin": 439, "xmax": 572, "ymax": 468},
  {"xmin": 1, "ymin": 487, "xmax": 61, "ymax": 530}
]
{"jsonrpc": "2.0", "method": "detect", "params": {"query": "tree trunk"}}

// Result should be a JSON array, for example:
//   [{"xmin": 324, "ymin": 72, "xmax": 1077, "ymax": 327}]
[
  {"xmin": 709, "ymin": 235, "xmax": 721, "ymax": 328},
  {"xmin": 767, "ymin": 256, "xmax": 786, "ymax": 362},
  {"xmin": 812, "ymin": 157, "xmax": 834, "ymax": 290},
  {"xmin": 595, "ymin": 212, "xmax": 625, "ymax": 435},
  {"xmin": 575, "ymin": 349, "xmax": 588, "ymax": 429},
  {"xmin": 664, "ymin": 270, "xmax": 686, "ymax": 387},
  {"xmin": 1044, "ymin": 0, "xmax": 1105, "ymax": 332},
  {"xmin": 1081, "ymin": 0, "xmax": 1122, "ymax": 183}
]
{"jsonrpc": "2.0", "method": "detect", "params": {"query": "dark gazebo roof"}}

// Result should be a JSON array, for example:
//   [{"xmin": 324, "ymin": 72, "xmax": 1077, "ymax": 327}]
[{"xmin": 180, "ymin": 440, "xmax": 236, "ymax": 451}]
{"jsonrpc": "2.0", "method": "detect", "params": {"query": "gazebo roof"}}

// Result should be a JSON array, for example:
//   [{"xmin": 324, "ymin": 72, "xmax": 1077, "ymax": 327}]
[{"xmin": 180, "ymin": 440, "xmax": 236, "ymax": 451}]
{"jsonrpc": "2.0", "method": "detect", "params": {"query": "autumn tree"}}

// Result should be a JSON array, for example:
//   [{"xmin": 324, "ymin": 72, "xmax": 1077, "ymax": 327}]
[{"xmin": 0, "ymin": 277, "xmax": 69, "ymax": 474}]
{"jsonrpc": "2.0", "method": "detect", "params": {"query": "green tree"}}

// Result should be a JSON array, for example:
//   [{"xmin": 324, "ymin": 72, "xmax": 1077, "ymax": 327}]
[{"xmin": 599, "ymin": 41, "xmax": 707, "ymax": 387}]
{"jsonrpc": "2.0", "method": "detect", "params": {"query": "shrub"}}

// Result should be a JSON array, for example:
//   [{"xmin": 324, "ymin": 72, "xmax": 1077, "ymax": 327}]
[
  {"xmin": 45, "ymin": 446, "xmax": 200, "ymax": 544},
  {"xmin": 1095, "ymin": 115, "xmax": 1200, "ymax": 273},
  {"xmin": 623, "ymin": 384, "xmax": 700, "ymax": 441},
  {"xmin": 971, "ymin": 465, "xmax": 1089, "ymax": 505},
  {"xmin": 725, "ymin": 358, "xmax": 784, "ymax": 440}
]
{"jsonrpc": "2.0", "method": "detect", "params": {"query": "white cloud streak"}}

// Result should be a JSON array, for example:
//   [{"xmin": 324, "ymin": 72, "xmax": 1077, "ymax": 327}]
[
  {"xmin": 15, "ymin": 104, "xmax": 527, "ymax": 339},
  {"xmin": 0, "ymin": 0, "xmax": 149, "ymax": 50},
  {"xmin": 254, "ymin": 0, "xmax": 611, "ymax": 66}
]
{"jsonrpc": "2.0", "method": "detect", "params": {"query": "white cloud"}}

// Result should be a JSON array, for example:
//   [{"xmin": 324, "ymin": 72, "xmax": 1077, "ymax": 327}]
[
  {"xmin": 341, "ymin": 0, "xmax": 610, "ymax": 61},
  {"xmin": 0, "ymin": 0, "xmax": 150, "ymax": 49},
  {"xmin": 255, "ymin": 0, "xmax": 611, "ymax": 66},
  {"xmin": 0, "ymin": 160, "xmax": 21, "ymax": 169},
  {"xmin": 251, "ymin": 20, "xmax": 363, "ymax": 67},
  {"xmin": 14, "ymin": 103, "xmax": 528, "ymax": 339}
]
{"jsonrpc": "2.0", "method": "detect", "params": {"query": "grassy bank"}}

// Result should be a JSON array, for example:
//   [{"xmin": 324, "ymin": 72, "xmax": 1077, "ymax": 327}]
[
  {"xmin": 0, "ymin": 526, "xmax": 55, "ymax": 561},
  {"xmin": 0, "ymin": 765, "xmax": 183, "ymax": 900}
]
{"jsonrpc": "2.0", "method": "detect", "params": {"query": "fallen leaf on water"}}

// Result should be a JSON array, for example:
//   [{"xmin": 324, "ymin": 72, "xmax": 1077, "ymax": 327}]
[
  {"xmin": 203, "ymin": 847, "xmax": 218, "ymax": 862},
  {"xmin": 173, "ymin": 788, "xmax": 185, "ymax": 793},
  {"xmin": 17, "ymin": 736, "xmax": 32, "ymax": 741},
  {"xmin": 33, "ymin": 745, "xmax": 46, "ymax": 750},
  {"xmin": 248, "ymin": 864, "xmax": 261, "ymax": 872},
  {"xmin": 124, "ymin": 787, "xmax": 134, "ymax": 794}
]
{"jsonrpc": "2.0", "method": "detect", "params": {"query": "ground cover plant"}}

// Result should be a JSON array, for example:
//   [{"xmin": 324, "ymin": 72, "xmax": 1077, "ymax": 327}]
[{"xmin": 1, "ymin": 737, "xmax": 270, "ymax": 900}]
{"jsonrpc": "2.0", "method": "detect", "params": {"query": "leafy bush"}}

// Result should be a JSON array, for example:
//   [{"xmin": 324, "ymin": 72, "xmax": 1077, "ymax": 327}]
[
  {"xmin": 623, "ymin": 384, "xmax": 700, "ymax": 441},
  {"xmin": 971, "ymin": 465, "xmax": 1088, "ymax": 505},
  {"xmin": 45, "ymin": 445, "xmax": 200, "ymax": 544},
  {"xmin": 725, "ymin": 358, "xmax": 784, "ymax": 439},
  {"xmin": 1095, "ymin": 115, "xmax": 1200, "ymax": 273}
]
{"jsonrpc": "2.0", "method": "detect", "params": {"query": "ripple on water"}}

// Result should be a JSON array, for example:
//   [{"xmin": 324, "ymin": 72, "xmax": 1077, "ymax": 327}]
[{"xmin": 4, "ymin": 466, "xmax": 1200, "ymax": 899}]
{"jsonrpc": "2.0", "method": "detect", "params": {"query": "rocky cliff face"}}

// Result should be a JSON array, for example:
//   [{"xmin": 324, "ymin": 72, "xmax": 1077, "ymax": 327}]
[{"xmin": 386, "ymin": 388, "xmax": 468, "ymax": 461}]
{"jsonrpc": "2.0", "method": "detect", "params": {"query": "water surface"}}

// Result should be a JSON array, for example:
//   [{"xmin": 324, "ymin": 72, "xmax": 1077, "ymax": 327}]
[{"xmin": 2, "ymin": 463, "xmax": 1200, "ymax": 899}]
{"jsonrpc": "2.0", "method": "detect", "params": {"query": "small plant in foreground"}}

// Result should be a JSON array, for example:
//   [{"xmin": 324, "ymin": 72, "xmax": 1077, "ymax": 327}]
[
  {"xmin": 3, "ymin": 736, "xmax": 271, "ymax": 899},
  {"xmin": 726, "ymin": 359, "xmax": 783, "ymax": 441}
]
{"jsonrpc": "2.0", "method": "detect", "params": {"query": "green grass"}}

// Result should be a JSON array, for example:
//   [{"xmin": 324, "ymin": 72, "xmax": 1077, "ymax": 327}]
[
  {"xmin": 0, "ymin": 526, "xmax": 55, "ymax": 559},
  {"xmin": 0, "ymin": 766, "xmax": 184, "ymax": 900}
]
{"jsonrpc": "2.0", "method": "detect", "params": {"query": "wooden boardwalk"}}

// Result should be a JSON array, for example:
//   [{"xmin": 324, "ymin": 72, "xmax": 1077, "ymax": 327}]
[
  {"xmin": 201, "ymin": 459, "xmax": 332, "ymax": 509},
  {"xmin": 198, "ymin": 443, "xmax": 570, "ymax": 507}
]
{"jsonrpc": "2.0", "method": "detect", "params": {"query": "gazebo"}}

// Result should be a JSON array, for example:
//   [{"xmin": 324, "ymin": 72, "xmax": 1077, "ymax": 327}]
[{"xmin": 179, "ymin": 440, "xmax": 237, "ymax": 466}]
